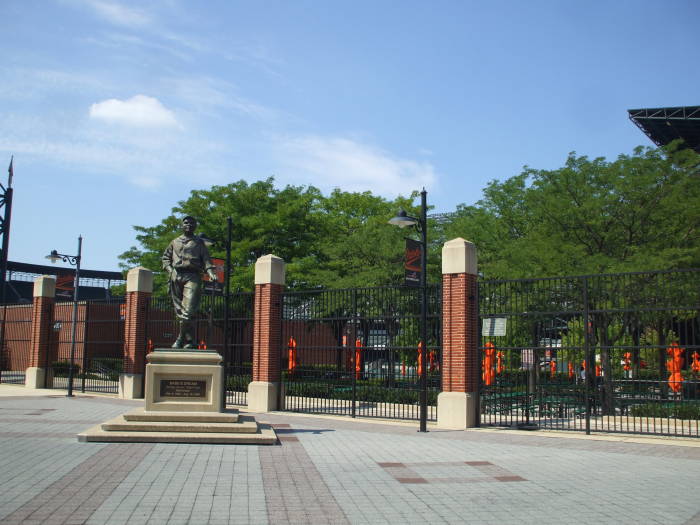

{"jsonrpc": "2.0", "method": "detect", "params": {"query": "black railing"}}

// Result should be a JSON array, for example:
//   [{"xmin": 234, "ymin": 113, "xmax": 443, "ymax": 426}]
[
  {"xmin": 281, "ymin": 285, "xmax": 442, "ymax": 421},
  {"xmin": 199, "ymin": 292, "xmax": 254, "ymax": 407},
  {"xmin": 478, "ymin": 269, "xmax": 700, "ymax": 437},
  {"xmin": 47, "ymin": 297, "xmax": 125, "ymax": 394},
  {"xmin": 0, "ymin": 302, "xmax": 32, "ymax": 384}
]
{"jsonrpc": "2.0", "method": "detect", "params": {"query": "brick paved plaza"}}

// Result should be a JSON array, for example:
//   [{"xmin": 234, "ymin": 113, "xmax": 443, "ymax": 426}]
[{"xmin": 1, "ymin": 384, "xmax": 699, "ymax": 525}]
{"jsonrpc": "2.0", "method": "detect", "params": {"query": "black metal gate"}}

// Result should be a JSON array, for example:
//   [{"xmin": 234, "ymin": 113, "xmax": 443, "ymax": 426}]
[
  {"xmin": 281, "ymin": 285, "xmax": 441, "ymax": 420},
  {"xmin": 47, "ymin": 298, "xmax": 125, "ymax": 394},
  {"xmin": 144, "ymin": 292, "xmax": 253, "ymax": 406},
  {"xmin": 478, "ymin": 269, "xmax": 700, "ymax": 437},
  {"xmin": 205, "ymin": 292, "xmax": 253, "ymax": 406}
]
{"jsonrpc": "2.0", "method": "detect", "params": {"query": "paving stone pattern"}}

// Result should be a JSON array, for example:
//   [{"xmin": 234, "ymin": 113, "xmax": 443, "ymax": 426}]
[
  {"xmin": 0, "ymin": 390, "xmax": 699, "ymax": 524},
  {"xmin": 260, "ymin": 425, "xmax": 349, "ymax": 524}
]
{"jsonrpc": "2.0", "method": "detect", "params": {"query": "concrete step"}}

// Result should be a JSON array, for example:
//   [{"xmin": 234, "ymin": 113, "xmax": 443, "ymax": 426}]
[
  {"xmin": 77, "ymin": 423, "xmax": 277, "ymax": 445},
  {"xmin": 123, "ymin": 407, "xmax": 241, "ymax": 424},
  {"xmin": 101, "ymin": 414, "xmax": 259, "ymax": 434}
]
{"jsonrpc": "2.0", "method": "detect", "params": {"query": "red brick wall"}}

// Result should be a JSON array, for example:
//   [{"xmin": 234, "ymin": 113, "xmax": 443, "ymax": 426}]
[
  {"xmin": 253, "ymin": 283, "xmax": 283, "ymax": 382},
  {"xmin": 442, "ymin": 272, "xmax": 478, "ymax": 393},
  {"xmin": 29, "ymin": 297, "xmax": 54, "ymax": 369},
  {"xmin": 123, "ymin": 292, "xmax": 149, "ymax": 374}
]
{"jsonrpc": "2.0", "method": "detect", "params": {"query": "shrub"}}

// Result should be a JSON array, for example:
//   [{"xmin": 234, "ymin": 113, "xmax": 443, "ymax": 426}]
[
  {"xmin": 90, "ymin": 357, "xmax": 123, "ymax": 381},
  {"xmin": 630, "ymin": 402, "xmax": 700, "ymax": 420},
  {"xmin": 52, "ymin": 360, "xmax": 80, "ymax": 377},
  {"xmin": 226, "ymin": 374, "xmax": 251, "ymax": 392}
]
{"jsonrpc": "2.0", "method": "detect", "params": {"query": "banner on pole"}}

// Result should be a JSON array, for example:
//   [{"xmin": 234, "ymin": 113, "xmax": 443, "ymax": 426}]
[
  {"xmin": 404, "ymin": 238, "xmax": 421, "ymax": 287},
  {"xmin": 203, "ymin": 257, "xmax": 225, "ymax": 294}
]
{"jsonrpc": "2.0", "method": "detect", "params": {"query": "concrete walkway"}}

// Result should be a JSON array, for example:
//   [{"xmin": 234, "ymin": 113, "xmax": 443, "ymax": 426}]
[{"xmin": 1, "ymin": 384, "xmax": 699, "ymax": 525}]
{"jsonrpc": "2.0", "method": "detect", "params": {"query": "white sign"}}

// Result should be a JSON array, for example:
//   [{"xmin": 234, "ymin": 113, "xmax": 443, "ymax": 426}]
[{"xmin": 482, "ymin": 317, "xmax": 507, "ymax": 337}]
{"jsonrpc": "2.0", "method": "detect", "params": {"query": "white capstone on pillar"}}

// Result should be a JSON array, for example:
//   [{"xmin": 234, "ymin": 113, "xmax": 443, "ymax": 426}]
[
  {"xmin": 126, "ymin": 266, "xmax": 154, "ymax": 294},
  {"xmin": 33, "ymin": 275, "xmax": 57, "ymax": 298},
  {"xmin": 253, "ymin": 254, "xmax": 286, "ymax": 285},
  {"xmin": 441, "ymin": 237, "xmax": 477, "ymax": 275}
]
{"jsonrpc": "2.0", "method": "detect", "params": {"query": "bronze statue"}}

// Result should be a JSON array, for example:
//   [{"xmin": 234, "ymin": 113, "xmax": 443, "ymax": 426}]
[{"xmin": 162, "ymin": 216, "xmax": 217, "ymax": 348}]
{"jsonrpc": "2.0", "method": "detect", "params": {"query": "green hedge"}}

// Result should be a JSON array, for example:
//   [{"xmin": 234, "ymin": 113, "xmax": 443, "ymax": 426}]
[
  {"xmin": 91, "ymin": 357, "xmax": 123, "ymax": 381},
  {"xmin": 630, "ymin": 402, "xmax": 700, "ymax": 420},
  {"xmin": 283, "ymin": 380, "xmax": 438, "ymax": 405},
  {"xmin": 226, "ymin": 374, "xmax": 252, "ymax": 392},
  {"xmin": 52, "ymin": 360, "xmax": 80, "ymax": 377}
]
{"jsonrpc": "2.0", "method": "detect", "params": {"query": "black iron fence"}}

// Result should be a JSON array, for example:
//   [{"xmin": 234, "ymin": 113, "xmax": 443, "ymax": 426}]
[
  {"xmin": 144, "ymin": 292, "xmax": 253, "ymax": 406},
  {"xmin": 478, "ymin": 269, "xmax": 700, "ymax": 437},
  {"xmin": 280, "ymin": 285, "xmax": 442, "ymax": 420},
  {"xmin": 47, "ymin": 298, "xmax": 125, "ymax": 394},
  {"xmin": 4, "ymin": 266, "xmax": 700, "ymax": 438}
]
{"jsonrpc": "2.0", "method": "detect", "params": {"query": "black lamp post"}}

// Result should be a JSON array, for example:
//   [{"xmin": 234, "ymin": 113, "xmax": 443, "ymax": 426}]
[
  {"xmin": 46, "ymin": 236, "xmax": 82, "ymax": 397},
  {"xmin": 389, "ymin": 189, "xmax": 428, "ymax": 432}
]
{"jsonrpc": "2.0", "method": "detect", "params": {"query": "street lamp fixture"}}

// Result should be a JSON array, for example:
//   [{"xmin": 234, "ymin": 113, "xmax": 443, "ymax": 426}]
[
  {"xmin": 45, "ymin": 236, "xmax": 82, "ymax": 397},
  {"xmin": 389, "ymin": 190, "xmax": 429, "ymax": 432},
  {"xmin": 388, "ymin": 209, "xmax": 419, "ymax": 228},
  {"xmin": 46, "ymin": 249, "xmax": 80, "ymax": 266}
]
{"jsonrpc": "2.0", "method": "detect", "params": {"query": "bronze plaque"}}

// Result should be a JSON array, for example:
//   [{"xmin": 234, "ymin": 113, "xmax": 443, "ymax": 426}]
[{"xmin": 159, "ymin": 379, "xmax": 206, "ymax": 398}]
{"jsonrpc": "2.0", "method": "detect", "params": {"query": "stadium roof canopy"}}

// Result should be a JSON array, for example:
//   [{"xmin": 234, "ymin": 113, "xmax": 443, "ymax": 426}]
[
  {"xmin": 628, "ymin": 106, "xmax": 700, "ymax": 153},
  {"xmin": 7, "ymin": 260, "xmax": 123, "ymax": 280}
]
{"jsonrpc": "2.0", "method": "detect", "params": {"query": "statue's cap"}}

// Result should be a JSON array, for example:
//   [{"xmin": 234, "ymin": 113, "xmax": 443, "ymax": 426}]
[{"xmin": 181, "ymin": 215, "xmax": 197, "ymax": 223}]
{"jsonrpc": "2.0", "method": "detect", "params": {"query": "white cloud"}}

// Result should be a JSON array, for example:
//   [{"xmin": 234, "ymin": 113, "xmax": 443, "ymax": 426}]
[
  {"xmin": 80, "ymin": 0, "xmax": 150, "ymax": 27},
  {"xmin": 277, "ymin": 136, "xmax": 437, "ymax": 197},
  {"xmin": 89, "ymin": 95, "xmax": 180, "ymax": 128}
]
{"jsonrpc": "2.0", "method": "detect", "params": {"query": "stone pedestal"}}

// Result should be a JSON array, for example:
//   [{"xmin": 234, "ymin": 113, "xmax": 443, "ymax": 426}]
[
  {"xmin": 437, "ymin": 391, "xmax": 478, "ymax": 429},
  {"xmin": 145, "ymin": 349, "xmax": 223, "ymax": 413},
  {"xmin": 25, "ymin": 367, "xmax": 46, "ymax": 389},
  {"xmin": 118, "ymin": 373, "xmax": 143, "ymax": 399},
  {"xmin": 78, "ymin": 348, "xmax": 276, "ymax": 445},
  {"xmin": 248, "ymin": 381, "xmax": 279, "ymax": 412}
]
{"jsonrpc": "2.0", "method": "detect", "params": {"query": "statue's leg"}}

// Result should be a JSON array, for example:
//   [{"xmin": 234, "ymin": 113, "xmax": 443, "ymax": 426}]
[
  {"xmin": 172, "ymin": 320, "xmax": 188, "ymax": 349},
  {"xmin": 170, "ymin": 277, "xmax": 185, "ymax": 319},
  {"xmin": 171, "ymin": 279, "xmax": 187, "ymax": 348},
  {"xmin": 181, "ymin": 278, "xmax": 201, "ymax": 349}
]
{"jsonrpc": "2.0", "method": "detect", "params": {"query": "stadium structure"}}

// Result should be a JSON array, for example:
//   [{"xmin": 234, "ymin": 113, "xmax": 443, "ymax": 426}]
[{"xmin": 628, "ymin": 105, "xmax": 700, "ymax": 153}]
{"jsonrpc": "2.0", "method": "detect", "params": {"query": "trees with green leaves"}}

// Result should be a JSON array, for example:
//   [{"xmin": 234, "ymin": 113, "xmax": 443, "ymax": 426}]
[
  {"xmin": 119, "ymin": 178, "xmax": 325, "ymax": 293},
  {"xmin": 121, "ymin": 144, "xmax": 699, "ymax": 293},
  {"xmin": 443, "ymin": 143, "xmax": 700, "ymax": 278},
  {"xmin": 119, "ymin": 179, "xmax": 425, "ymax": 293}
]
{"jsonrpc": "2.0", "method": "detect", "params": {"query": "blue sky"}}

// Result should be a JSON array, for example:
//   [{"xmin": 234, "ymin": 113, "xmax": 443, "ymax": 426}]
[{"xmin": 0, "ymin": 0, "xmax": 698, "ymax": 272}]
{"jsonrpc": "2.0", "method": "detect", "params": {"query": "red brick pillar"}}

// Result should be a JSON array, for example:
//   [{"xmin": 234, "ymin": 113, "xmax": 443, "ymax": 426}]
[
  {"xmin": 119, "ymin": 267, "xmax": 153, "ymax": 399},
  {"xmin": 248, "ymin": 254, "xmax": 285, "ymax": 412},
  {"xmin": 438, "ymin": 238, "xmax": 479, "ymax": 429},
  {"xmin": 26, "ymin": 276, "xmax": 56, "ymax": 389}
]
